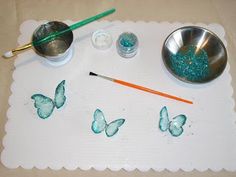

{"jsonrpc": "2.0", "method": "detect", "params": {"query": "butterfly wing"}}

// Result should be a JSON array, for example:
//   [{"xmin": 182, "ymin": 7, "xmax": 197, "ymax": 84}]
[
  {"xmin": 169, "ymin": 114, "xmax": 187, "ymax": 137},
  {"xmin": 54, "ymin": 80, "xmax": 66, "ymax": 109},
  {"xmin": 91, "ymin": 109, "xmax": 107, "ymax": 134},
  {"xmin": 159, "ymin": 106, "xmax": 170, "ymax": 132},
  {"xmin": 105, "ymin": 119, "xmax": 125, "ymax": 137},
  {"xmin": 31, "ymin": 94, "xmax": 55, "ymax": 119}
]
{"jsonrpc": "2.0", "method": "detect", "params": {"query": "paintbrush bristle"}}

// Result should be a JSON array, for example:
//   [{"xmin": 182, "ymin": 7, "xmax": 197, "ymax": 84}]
[
  {"xmin": 89, "ymin": 72, "xmax": 98, "ymax": 76},
  {"xmin": 3, "ymin": 51, "xmax": 14, "ymax": 58}
]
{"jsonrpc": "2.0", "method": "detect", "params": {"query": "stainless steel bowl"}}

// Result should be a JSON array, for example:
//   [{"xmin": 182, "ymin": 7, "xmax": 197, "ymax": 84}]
[
  {"xmin": 32, "ymin": 21, "xmax": 73, "ymax": 63},
  {"xmin": 162, "ymin": 26, "xmax": 227, "ymax": 83}
]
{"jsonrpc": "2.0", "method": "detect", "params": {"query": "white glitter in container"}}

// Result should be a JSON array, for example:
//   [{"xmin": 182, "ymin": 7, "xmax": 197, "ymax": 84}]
[{"xmin": 91, "ymin": 29, "xmax": 113, "ymax": 50}]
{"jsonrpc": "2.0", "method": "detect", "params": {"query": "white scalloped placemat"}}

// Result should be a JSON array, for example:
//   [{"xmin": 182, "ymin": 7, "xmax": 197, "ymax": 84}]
[{"xmin": 1, "ymin": 20, "xmax": 236, "ymax": 171}]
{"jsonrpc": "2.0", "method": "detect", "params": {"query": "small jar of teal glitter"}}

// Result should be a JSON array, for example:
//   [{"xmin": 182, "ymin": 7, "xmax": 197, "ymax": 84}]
[{"xmin": 116, "ymin": 32, "xmax": 138, "ymax": 58}]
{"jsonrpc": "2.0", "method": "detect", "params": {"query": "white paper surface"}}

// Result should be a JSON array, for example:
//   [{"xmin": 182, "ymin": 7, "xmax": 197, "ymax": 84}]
[{"xmin": 1, "ymin": 20, "xmax": 236, "ymax": 171}]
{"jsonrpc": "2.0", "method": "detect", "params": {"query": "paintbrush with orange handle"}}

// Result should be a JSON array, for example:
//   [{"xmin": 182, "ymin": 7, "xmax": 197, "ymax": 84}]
[{"xmin": 89, "ymin": 72, "xmax": 193, "ymax": 104}]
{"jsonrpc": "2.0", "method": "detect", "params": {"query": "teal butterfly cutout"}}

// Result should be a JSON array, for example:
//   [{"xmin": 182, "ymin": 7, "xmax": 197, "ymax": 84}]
[
  {"xmin": 159, "ymin": 106, "xmax": 187, "ymax": 137},
  {"xmin": 91, "ymin": 109, "xmax": 125, "ymax": 137},
  {"xmin": 31, "ymin": 80, "xmax": 66, "ymax": 119}
]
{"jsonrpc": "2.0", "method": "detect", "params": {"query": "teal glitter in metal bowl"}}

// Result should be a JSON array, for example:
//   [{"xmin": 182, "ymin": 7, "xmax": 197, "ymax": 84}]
[{"xmin": 170, "ymin": 45, "xmax": 210, "ymax": 82}]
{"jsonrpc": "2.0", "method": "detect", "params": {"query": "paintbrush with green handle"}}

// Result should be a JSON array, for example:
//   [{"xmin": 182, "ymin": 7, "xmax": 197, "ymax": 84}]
[{"xmin": 3, "ymin": 8, "xmax": 115, "ymax": 58}]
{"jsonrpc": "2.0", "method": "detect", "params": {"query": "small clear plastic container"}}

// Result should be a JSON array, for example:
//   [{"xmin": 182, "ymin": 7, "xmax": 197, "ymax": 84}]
[
  {"xmin": 116, "ymin": 32, "xmax": 138, "ymax": 58},
  {"xmin": 91, "ymin": 29, "xmax": 113, "ymax": 50}
]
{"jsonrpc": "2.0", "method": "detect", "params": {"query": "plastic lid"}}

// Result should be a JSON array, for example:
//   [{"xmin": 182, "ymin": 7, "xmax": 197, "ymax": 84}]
[{"xmin": 91, "ymin": 30, "xmax": 113, "ymax": 50}]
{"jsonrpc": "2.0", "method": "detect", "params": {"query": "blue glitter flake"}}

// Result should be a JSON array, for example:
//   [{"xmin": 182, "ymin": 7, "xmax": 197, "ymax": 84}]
[
  {"xmin": 117, "ymin": 32, "xmax": 138, "ymax": 58},
  {"xmin": 170, "ymin": 45, "xmax": 210, "ymax": 82},
  {"xmin": 120, "ymin": 33, "xmax": 136, "ymax": 47}
]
